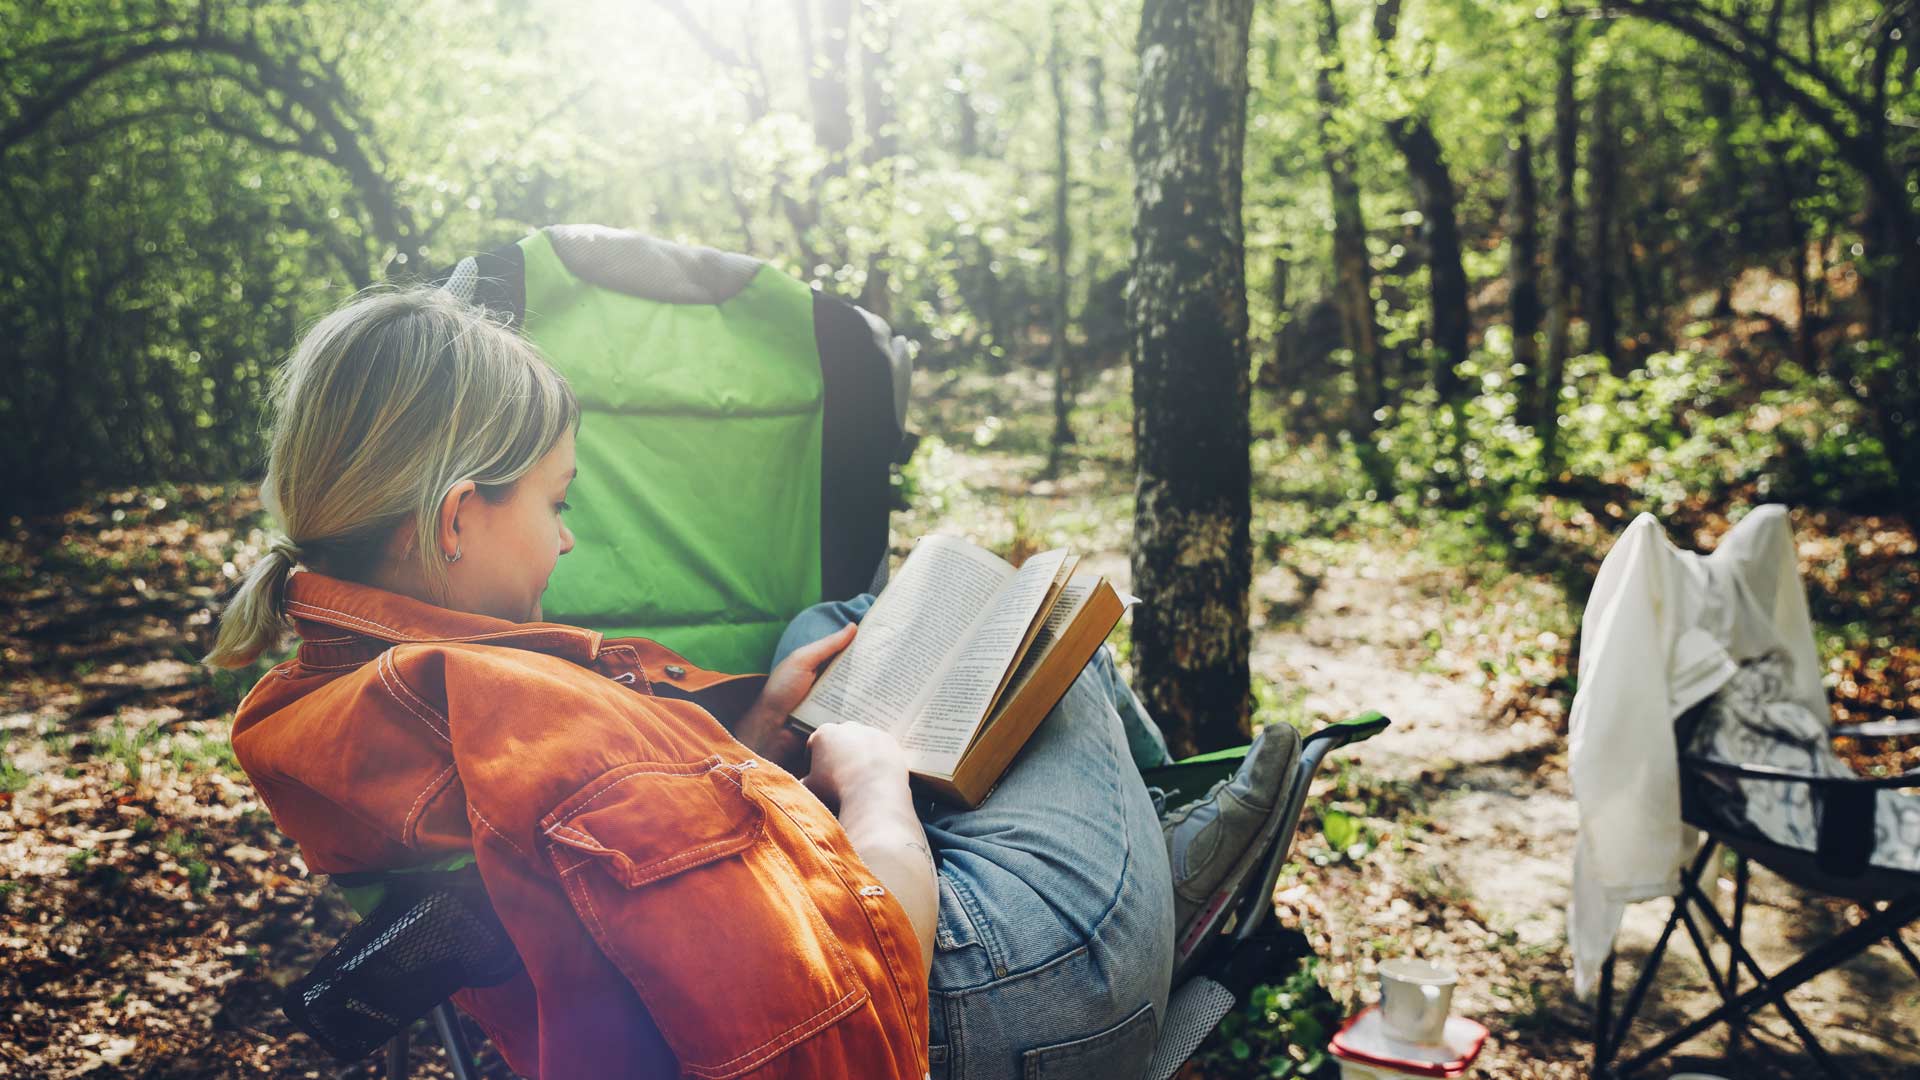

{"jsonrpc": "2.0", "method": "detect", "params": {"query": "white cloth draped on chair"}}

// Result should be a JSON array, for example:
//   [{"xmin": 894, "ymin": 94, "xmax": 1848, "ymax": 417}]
[{"xmin": 1566, "ymin": 504, "xmax": 1826, "ymax": 999}]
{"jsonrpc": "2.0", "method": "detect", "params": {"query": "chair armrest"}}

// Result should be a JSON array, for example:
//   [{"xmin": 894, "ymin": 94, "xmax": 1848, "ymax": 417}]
[
  {"xmin": 1301, "ymin": 710, "xmax": 1391, "ymax": 756},
  {"xmin": 1681, "ymin": 753, "xmax": 1920, "ymax": 790},
  {"xmin": 1837, "ymin": 717, "xmax": 1920, "ymax": 740}
]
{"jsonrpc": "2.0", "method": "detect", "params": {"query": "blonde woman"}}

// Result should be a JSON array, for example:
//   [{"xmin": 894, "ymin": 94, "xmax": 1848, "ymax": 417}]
[{"xmin": 208, "ymin": 286, "xmax": 1183, "ymax": 1080}]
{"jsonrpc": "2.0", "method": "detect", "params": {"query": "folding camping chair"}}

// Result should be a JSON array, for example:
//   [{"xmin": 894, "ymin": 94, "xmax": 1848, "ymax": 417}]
[
  {"xmin": 1591, "ymin": 702, "xmax": 1920, "ymax": 1078},
  {"xmin": 274, "ymin": 226, "xmax": 1392, "ymax": 1077}
]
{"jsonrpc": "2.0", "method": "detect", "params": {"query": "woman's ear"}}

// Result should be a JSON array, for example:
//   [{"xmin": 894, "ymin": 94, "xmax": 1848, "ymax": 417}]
[{"xmin": 438, "ymin": 479, "xmax": 478, "ymax": 560}]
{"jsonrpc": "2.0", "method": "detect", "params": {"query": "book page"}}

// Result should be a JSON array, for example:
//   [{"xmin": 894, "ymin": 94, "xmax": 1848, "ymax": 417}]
[
  {"xmin": 790, "ymin": 535, "xmax": 1014, "ymax": 737},
  {"xmin": 984, "ymin": 574, "xmax": 1100, "ymax": 730},
  {"xmin": 901, "ymin": 548, "xmax": 1070, "ymax": 771},
  {"xmin": 984, "ymin": 554, "xmax": 1078, "ymax": 711}
]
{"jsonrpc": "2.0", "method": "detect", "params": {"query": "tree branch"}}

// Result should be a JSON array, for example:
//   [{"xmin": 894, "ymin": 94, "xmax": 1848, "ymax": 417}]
[
  {"xmin": 0, "ymin": 37, "xmax": 213, "ymax": 152},
  {"xmin": 1589, "ymin": 0, "xmax": 1867, "ymax": 117},
  {"xmin": 1589, "ymin": 0, "xmax": 1870, "ymax": 160}
]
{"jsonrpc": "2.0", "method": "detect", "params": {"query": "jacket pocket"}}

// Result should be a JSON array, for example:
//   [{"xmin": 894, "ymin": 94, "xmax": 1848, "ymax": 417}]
[{"xmin": 542, "ymin": 757, "xmax": 870, "ymax": 1079}]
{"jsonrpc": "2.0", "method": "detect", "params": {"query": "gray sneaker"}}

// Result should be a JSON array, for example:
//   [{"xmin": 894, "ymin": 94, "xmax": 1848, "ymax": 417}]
[{"xmin": 1162, "ymin": 723, "xmax": 1304, "ymax": 949}]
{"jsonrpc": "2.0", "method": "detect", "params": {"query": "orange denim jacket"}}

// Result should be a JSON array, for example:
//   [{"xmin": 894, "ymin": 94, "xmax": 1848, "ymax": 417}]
[{"xmin": 231, "ymin": 571, "xmax": 929, "ymax": 1079}]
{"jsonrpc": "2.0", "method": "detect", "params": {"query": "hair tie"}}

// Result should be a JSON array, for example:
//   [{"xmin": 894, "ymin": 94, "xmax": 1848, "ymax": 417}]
[{"xmin": 268, "ymin": 537, "xmax": 303, "ymax": 564}]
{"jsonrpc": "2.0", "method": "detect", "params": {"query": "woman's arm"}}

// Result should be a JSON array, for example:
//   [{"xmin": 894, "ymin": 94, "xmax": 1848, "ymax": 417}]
[
  {"xmin": 734, "ymin": 622, "xmax": 858, "ymax": 769},
  {"xmin": 803, "ymin": 724, "xmax": 938, "ymax": 979}
]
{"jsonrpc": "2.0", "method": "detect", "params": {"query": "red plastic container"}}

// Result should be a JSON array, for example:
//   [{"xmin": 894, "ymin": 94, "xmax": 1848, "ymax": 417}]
[{"xmin": 1328, "ymin": 1005, "xmax": 1490, "ymax": 1079}]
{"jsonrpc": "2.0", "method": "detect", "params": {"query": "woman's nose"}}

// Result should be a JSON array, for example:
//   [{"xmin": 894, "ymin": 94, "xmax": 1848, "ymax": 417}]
[{"xmin": 559, "ymin": 523, "xmax": 576, "ymax": 555}]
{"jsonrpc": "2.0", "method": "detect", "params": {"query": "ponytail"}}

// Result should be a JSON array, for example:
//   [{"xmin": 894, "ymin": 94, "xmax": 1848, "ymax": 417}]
[{"xmin": 202, "ymin": 536, "xmax": 302, "ymax": 669}]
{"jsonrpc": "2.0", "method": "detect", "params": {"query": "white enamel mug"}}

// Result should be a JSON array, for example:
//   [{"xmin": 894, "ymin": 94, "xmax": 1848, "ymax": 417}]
[{"xmin": 1377, "ymin": 957, "xmax": 1457, "ymax": 1046}]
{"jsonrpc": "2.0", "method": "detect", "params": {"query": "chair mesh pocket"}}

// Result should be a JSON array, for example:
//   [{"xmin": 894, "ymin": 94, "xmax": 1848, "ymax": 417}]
[{"xmin": 284, "ymin": 868, "xmax": 522, "ymax": 1061}]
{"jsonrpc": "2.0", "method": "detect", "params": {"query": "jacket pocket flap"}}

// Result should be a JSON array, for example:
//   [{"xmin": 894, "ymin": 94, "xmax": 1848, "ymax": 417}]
[{"xmin": 541, "ymin": 757, "xmax": 763, "ymax": 886}]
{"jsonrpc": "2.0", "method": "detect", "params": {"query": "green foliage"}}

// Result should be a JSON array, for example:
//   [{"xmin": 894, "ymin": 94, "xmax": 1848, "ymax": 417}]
[
  {"xmin": 161, "ymin": 829, "xmax": 199, "ymax": 859},
  {"xmin": 0, "ymin": 753, "xmax": 28, "ymax": 794},
  {"xmin": 168, "ymin": 732, "xmax": 246, "ymax": 779},
  {"xmin": 1316, "ymin": 809, "xmax": 1372, "ymax": 862},
  {"xmin": 97, "ymin": 719, "xmax": 166, "ymax": 787},
  {"xmin": 1194, "ymin": 956, "xmax": 1343, "ymax": 1078}
]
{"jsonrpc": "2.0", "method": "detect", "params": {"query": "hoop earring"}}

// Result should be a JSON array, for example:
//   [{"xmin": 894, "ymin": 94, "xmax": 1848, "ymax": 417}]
[{"xmin": 445, "ymin": 547, "xmax": 463, "ymax": 564}]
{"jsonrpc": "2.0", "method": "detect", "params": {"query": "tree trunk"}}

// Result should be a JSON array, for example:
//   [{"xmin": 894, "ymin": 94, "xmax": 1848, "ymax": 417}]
[
  {"xmin": 1509, "ymin": 108, "xmax": 1542, "ymax": 383},
  {"xmin": 1265, "ymin": 254, "xmax": 1292, "ymax": 388},
  {"xmin": 1128, "ymin": 0, "xmax": 1256, "ymax": 755},
  {"xmin": 1313, "ymin": 0, "xmax": 1389, "ymax": 490},
  {"xmin": 1047, "ymin": 0, "xmax": 1075, "ymax": 472},
  {"xmin": 952, "ymin": 61, "xmax": 980, "ymax": 156},
  {"xmin": 1587, "ymin": 71, "xmax": 1621, "ymax": 374},
  {"xmin": 1538, "ymin": 24, "xmax": 1580, "ymax": 473},
  {"xmin": 1374, "ymin": 0, "xmax": 1469, "ymax": 416},
  {"xmin": 785, "ymin": 0, "xmax": 855, "ymax": 273},
  {"xmin": 1087, "ymin": 54, "xmax": 1108, "ymax": 135},
  {"xmin": 1757, "ymin": 0, "xmax": 1812, "ymax": 369},
  {"xmin": 858, "ymin": 0, "xmax": 897, "ymax": 318},
  {"xmin": 794, "ymin": 0, "xmax": 855, "ymax": 163},
  {"xmin": 1399, "ymin": 118, "xmax": 1470, "ymax": 408}
]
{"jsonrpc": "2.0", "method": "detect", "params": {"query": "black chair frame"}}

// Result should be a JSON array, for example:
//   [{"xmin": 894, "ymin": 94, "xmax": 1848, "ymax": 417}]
[{"xmin": 1591, "ymin": 717, "xmax": 1920, "ymax": 1079}]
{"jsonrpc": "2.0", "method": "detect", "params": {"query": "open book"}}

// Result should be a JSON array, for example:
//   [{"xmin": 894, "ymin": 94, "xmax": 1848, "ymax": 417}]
[{"xmin": 788, "ymin": 535, "xmax": 1128, "ymax": 806}]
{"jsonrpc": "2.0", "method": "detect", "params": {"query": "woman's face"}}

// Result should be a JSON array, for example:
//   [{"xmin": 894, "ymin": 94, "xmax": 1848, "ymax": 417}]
[{"xmin": 445, "ymin": 428, "xmax": 577, "ymax": 622}]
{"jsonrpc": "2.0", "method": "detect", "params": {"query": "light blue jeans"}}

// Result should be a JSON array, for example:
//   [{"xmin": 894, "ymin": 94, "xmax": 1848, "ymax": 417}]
[{"xmin": 773, "ymin": 596, "xmax": 1176, "ymax": 1080}]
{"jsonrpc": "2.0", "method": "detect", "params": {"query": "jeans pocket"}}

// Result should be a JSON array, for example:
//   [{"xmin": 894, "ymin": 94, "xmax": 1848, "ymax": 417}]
[
  {"xmin": 934, "ymin": 876, "xmax": 983, "ymax": 953},
  {"xmin": 1020, "ymin": 1001, "xmax": 1158, "ymax": 1080}
]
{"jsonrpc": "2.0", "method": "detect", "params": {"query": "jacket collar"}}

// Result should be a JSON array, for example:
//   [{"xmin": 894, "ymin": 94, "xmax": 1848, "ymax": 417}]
[{"xmin": 283, "ymin": 570, "xmax": 603, "ymax": 668}]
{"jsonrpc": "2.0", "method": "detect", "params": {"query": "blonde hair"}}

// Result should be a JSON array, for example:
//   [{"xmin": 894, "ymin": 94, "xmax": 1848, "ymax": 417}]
[{"xmin": 203, "ymin": 285, "xmax": 580, "ymax": 669}]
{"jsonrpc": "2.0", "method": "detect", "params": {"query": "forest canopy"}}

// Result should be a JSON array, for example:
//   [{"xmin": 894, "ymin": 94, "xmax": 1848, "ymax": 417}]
[{"xmin": 2, "ymin": 0, "xmax": 1915, "ymax": 522}]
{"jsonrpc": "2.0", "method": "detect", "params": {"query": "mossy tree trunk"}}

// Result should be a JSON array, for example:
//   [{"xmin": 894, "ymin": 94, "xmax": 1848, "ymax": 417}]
[{"xmin": 1127, "ymin": 0, "xmax": 1255, "ymax": 756}]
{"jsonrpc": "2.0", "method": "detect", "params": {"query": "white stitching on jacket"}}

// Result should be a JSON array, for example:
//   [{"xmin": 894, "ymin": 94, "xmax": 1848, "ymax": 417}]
[
  {"xmin": 402, "ymin": 763, "xmax": 457, "ymax": 848},
  {"xmin": 374, "ymin": 651, "xmax": 450, "ymax": 743}
]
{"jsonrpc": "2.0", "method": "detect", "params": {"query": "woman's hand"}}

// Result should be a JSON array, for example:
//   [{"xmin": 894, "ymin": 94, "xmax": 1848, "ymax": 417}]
[
  {"xmin": 800, "ymin": 722, "xmax": 912, "ymax": 813},
  {"xmin": 735, "ymin": 622, "xmax": 858, "ymax": 768}
]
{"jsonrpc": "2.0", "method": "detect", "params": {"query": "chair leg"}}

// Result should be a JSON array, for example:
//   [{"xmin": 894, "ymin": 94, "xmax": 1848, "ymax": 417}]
[
  {"xmin": 386, "ymin": 1025, "xmax": 409, "ymax": 1080},
  {"xmin": 1598, "ymin": 841, "xmax": 1718, "ymax": 1076},
  {"xmin": 1681, "ymin": 882, "xmax": 1846, "ymax": 1080},
  {"xmin": 1674, "ymin": 898, "xmax": 1741, "ymax": 1042},
  {"xmin": 431, "ymin": 1002, "xmax": 480, "ymax": 1080},
  {"xmin": 1728, "ymin": 853, "xmax": 1748, "ymax": 1059},
  {"xmin": 1618, "ymin": 886, "xmax": 1920, "ymax": 1080},
  {"xmin": 1593, "ymin": 950, "xmax": 1617, "ymax": 1077},
  {"xmin": 1886, "ymin": 905, "xmax": 1920, "ymax": 983}
]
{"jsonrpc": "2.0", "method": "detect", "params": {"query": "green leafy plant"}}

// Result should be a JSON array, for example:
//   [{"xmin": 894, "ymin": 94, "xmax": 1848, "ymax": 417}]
[
  {"xmin": 0, "ymin": 753, "xmax": 28, "ymax": 794},
  {"xmin": 1316, "ymin": 809, "xmax": 1377, "ymax": 864},
  {"xmin": 1194, "ymin": 955, "xmax": 1344, "ymax": 1077}
]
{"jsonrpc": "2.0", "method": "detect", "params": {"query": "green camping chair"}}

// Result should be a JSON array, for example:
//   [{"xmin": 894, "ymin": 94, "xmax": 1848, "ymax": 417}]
[
  {"xmin": 279, "ymin": 225, "xmax": 1389, "ymax": 1078},
  {"xmin": 439, "ymin": 223, "xmax": 915, "ymax": 673}
]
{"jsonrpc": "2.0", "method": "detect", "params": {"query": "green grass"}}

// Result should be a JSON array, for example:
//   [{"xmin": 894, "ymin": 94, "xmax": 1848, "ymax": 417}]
[
  {"xmin": 97, "ymin": 718, "xmax": 165, "ymax": 785},
  {"xmin": 0, "ymin": 753, "xmax": 28, "ymax": 794}
]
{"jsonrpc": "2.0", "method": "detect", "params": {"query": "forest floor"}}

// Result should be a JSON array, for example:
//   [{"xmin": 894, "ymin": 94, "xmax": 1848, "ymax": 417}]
[{"xmin": 3, "ymin": 363, "xmax": 1919, "ymax": 1078}]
